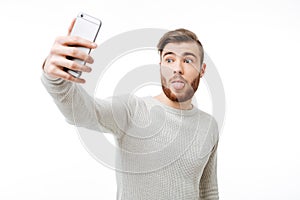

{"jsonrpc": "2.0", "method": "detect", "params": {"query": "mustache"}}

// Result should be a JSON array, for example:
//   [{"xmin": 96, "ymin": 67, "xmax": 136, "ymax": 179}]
[{"xmin": 169, "ymin": 74, "xmax": 187, "ymax": 83}]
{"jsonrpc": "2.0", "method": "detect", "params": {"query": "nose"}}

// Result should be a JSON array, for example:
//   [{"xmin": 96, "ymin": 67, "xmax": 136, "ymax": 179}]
[{"xmin": 173, "ymin": 61, "xmax": 183, "ymax": 75}]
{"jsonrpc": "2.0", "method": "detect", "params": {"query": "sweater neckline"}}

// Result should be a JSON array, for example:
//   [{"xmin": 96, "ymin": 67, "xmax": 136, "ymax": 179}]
[{"xmin": 144, "ymin": 96, "xmax": 198, "ymax": 116}]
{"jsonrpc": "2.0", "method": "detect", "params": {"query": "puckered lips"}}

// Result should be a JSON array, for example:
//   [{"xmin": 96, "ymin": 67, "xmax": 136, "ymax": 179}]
[{"xmin": 170, "ymin": 78, "xmax": 186, "ymax": 90}]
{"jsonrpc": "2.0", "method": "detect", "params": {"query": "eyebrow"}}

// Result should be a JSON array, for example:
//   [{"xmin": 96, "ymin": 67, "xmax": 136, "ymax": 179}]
[{"xmin": 162, "ymin": 51, "xmax": 197, "ymax": 58}]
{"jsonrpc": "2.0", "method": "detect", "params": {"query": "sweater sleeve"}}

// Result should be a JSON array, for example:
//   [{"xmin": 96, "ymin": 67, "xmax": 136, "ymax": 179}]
[
  {"xmin": 41, "ymin": 72, "xmax": 131, "ymax": 138},
  {"xmin": 199, "ymin": 141, "xmax": 219, "ymax": 200}
]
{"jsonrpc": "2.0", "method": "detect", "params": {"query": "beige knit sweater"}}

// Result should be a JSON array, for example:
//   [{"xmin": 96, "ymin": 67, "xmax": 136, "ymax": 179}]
[{"xmin": 41, "ymin": 73, "xmax": 219, "ymax": 200}]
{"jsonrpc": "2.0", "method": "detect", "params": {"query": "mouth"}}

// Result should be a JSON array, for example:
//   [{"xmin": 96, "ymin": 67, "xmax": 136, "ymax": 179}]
[{"xmin": 171, "ymin": 79, "xmax": 185, "ymax": 90}]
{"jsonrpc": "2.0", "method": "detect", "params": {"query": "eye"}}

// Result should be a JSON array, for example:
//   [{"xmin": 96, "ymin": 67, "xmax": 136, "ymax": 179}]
[
  {"xmin": 184, "ymin": 58, "xmax": 193, "ymax": 63},
  {"xmin": 165, "ymin": 58, "xmax": 174, "ymax": 63}
]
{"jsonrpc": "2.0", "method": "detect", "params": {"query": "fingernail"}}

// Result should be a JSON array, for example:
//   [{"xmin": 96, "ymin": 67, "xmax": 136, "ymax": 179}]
[
  {"xmin": 92, "ymin": 43, "xmax": 97, "ymax": 48},
  {"xmin": 89, "ymin": 56, "xmax": 94, "ymax": 64}
]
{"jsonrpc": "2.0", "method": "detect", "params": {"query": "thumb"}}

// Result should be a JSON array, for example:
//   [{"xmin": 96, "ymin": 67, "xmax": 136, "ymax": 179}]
[{"xmin": 67, "ymin": 18, "xmax": 76, "ymax": 35}]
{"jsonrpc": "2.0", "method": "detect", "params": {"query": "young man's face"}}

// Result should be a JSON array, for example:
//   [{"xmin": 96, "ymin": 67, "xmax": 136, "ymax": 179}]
[{"xmin": 160, "ymin": 41, "xmax": 205, "ymax": 102}]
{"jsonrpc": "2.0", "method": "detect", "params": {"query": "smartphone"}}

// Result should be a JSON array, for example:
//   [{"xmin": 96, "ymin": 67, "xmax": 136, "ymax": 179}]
[{"xmin": 65, "ymin": 12, "xmax": 102, "ymax": 78}]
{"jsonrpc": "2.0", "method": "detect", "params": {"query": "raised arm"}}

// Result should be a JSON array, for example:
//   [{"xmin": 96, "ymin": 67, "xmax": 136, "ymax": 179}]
[{"xmin": 41, "ymin": 19, "xmax": 130, "ymax": 138}]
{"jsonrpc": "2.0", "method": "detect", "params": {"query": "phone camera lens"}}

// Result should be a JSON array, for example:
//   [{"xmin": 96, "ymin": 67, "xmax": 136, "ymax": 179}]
[{"xmin": 80, "ymin": 14, "xmax": 84, "ymax": 17}]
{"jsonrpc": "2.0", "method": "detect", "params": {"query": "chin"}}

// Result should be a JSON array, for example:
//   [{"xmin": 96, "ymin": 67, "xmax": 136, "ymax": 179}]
[{"xmin": 162, "ymin": 86, "xmax": 194, "ymax": 103}]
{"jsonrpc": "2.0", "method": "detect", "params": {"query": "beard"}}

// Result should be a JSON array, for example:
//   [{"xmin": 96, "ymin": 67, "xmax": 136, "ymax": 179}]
[{"xmin": 161, "ymin": 73, "xmax": 201, "ymax": 103}]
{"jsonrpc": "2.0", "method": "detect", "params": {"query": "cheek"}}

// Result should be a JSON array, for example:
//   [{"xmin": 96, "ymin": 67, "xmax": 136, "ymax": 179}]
[
  {"xmin": 160, "ymin": 65, "xmax": 173, "ymax": 80},
  {"xmin": 161, "ymin": 75, "xmax": 167, "ymax": 86},
  {"xmin": 185, "ymin": 69, "xmax": 200, "ymax": 83},
  {"xmin": 191, "ymin": 74, "xmax": 201, "ymax": 90}
]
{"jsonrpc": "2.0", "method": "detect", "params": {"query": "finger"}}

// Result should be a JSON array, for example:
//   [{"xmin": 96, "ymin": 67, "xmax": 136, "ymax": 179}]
[
  {"xmin": 64, "ymin": 35, "xmax": 97, "ymax": 49},
  {"xmin": 56, "ymin": 35, "xmax": 97, "ymax": 49},
  {"xmin": 52, "ymin": 57, "xmax": 92, "ymax": 72},
  {"xmin": 51, "ymin": 66, "xmax": 86, "ymax": 84},
  {"xmin": 67, "ymin": 18, "xmax": 76, "ymax": 35},
  {"xmin": 52, "ymin": 45, "xmax": 94, "ymax": 63}
]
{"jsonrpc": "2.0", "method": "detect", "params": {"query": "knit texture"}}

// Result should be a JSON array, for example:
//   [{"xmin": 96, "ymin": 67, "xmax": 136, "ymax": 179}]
[{"xmin": 41, "ymin": 73, "xmax": 219, "ymax": 200}]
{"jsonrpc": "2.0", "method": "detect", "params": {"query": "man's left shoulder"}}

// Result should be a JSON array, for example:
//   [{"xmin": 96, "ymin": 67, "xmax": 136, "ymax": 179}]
[
  {"xmin": 195, "ymin": 109, "xmax": 219, "ymax": 139},
  {"xmin": 196, "ymin": 109, "xmax": 218, "ymax": 126}
]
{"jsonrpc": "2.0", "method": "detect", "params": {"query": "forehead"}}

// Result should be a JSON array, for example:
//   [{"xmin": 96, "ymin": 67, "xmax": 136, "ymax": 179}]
[{"xmin": 162, "ymin": 42, "xmax": 201, "ymax": 58}]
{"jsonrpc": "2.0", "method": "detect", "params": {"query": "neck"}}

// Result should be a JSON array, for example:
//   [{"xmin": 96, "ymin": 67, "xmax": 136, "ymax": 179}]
[{"xmin": 154, "ymin": 93, "xmax": 193, "ymax": 110}]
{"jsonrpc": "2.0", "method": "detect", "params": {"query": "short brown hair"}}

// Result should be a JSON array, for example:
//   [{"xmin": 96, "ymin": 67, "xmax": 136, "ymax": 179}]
[{"xmin": 157, "ymin": 28, "xmax": 204, "ymax": 64}]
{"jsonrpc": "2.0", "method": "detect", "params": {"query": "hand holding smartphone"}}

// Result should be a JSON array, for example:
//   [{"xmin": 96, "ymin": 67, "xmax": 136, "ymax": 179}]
[{"xmin": 65, "ymin": 12, "xmax": 102, "ymax": 78}]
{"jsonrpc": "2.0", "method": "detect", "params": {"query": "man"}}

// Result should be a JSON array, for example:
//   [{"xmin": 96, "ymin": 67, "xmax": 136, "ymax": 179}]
[{"xmin": 42, "ymin": 20, "xmax": 219, "ymax": 200}]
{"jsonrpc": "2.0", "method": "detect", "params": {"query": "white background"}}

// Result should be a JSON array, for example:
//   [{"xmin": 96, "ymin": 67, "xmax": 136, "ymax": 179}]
[{"xmin": 0, "ymin": 0, "xmax": 300, "ymax": 199}]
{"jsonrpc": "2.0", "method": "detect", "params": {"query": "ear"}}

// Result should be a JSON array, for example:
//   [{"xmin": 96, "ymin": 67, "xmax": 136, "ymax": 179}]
[{"xmin": 200, "ymin": 63, "xmax": 206, "ymax": 78}]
